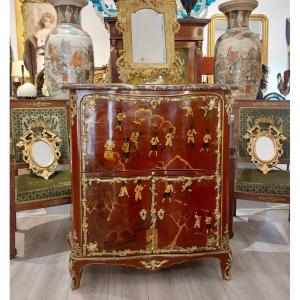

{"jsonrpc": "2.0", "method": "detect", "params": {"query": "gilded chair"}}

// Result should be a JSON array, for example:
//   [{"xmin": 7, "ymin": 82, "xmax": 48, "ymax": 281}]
[
  {"xmin": 10, "ymin": 99, "xmax": 71, "ymax": 258},
  {"xmin": 229, "ymin": 100, "xmax": 290, "ymax": 236}
]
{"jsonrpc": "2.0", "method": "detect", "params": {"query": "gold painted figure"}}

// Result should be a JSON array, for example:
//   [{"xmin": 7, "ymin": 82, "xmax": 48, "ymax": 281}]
[
  {"xmin": 194, "ymin": 210, "xmax": 201, "ymax": 229},
  {"xmin": 200, "ymin": 129, "xmax": 212, "ymax": 152},
  {"xmin": 122, "ymin": 137, "xmax": 130, "ymax": 163},
  {"xmin": 115, "ymin": 110, "xmax": 126, "ymax": 132},
  {"xmin": 134, "ymin": 180, "xmax": 145, "ymax": 201},
  {"xmin": 165, "ymin": 127, "xmax": 175, "ymax": 148},
  {"xmin": 187, "ymin": 124, "xmax": 197, "ymax": 147},
  {"xmin": 205, "ymin": 212, "xmax": 214, "ymax": 234},
  {"xmin": 130, "ymin": 127, "xmax": 140, "ymax": 152},
  {"xmin": 181, "ymin": 179, "xmax": 193, "ymax": 192},
  {"xmin": 162, "ymin": 181, "xmax": 175, "ymax": 203},
  {"xmin": 149, "ymin": 132, "xmax": 160, "ymax": 157},
  {"xmin": 104, "ymin": 139, "xmax": 115, "ymax": 160},
  {"xmin": 184, "ymin": 106, "xmax": 194, "ymax": 117},
  {"xmin": 119, "ymin": 181, "xmax": 129, "ymax": 198}
]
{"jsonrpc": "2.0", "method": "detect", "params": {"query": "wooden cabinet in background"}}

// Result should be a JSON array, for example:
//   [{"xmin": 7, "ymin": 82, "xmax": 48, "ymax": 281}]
[
  {"xmin": 104, "ymin": 18, "xmax": 210, "ymax": 83},
  {"xmin": 67, "ymin": 83, "xmax": 232, "ymax": 289}
]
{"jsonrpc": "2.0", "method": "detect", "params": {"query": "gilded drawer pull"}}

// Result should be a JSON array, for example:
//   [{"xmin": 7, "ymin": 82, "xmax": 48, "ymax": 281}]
[
  {"xmin": 157, "ymin": 209, "xmax": 165, "ymax": 220},
  {"xmin": 139, "ymin": 209, "xmax": 147, "ymax": 220}
]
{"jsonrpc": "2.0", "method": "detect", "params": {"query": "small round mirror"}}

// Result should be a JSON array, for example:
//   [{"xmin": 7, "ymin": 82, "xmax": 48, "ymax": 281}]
[
  {"xmin": 31, "ymin": 140, "xmax": 54, "ymax": 167},
  {"xmin": 254, "ymin": 136, "xmax": 276, "ymax": 162}
]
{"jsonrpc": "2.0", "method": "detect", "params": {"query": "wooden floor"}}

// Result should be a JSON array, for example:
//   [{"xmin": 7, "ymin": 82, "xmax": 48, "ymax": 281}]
[{"xmin": 11, "ymin": 208, "xmax": 290, "ymax": 300}]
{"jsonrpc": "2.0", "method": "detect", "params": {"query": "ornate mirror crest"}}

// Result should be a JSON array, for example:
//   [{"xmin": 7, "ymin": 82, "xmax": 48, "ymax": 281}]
[
  {"xmin": 243, "ymin": 117, "xmax": 287, "ymax": 174},
  {"xmin": 16, "ymin": 121, "xmax": 62, "ymax": 180},
  {"xmin": 116, "ymin": 0, "xmax": 183, "ymax": 84}
]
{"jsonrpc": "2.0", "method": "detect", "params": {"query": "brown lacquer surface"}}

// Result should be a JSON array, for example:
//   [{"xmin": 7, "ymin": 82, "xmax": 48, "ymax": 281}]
[{"xmin": 68, "ymin": 85, "xmax": 231, "ymax": 289}]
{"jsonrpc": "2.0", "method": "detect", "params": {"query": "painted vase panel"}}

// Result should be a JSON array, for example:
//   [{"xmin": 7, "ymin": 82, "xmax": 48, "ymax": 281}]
[
  {"xmin": 45, "ymin": 3, "xmax": 94, "ymax": 98},
  {"xmin": 214, "ymin": 10, "xmax": 261, "ymax": 99}
]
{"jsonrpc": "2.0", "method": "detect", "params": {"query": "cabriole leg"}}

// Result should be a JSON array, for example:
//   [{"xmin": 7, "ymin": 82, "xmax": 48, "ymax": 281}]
[
  {"xmin": 220, "ymin": 250, "xmax": 232, "ymax": 280},
  {"xmin": 69, "ymin": 257, "xmax": 83, "ymax": 290}
]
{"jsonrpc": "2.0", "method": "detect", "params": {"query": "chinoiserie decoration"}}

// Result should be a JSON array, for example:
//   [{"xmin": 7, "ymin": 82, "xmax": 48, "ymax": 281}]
[
  {"xmin": 187, "ymin": 124, "xmax": 197, "ymax": 147},
  {"xmin": 134, "ymin": 179, "xmax": 145, "ymax": 201},
  {"xmin": 165, "ymin": 127, "xmax": 175, "ymax": 148},
  {"xmin": 149, "ymin": 132, "xmax": 160, "ymax": 157},
  {"xmin": 45, "ymin": 0, "xmax": 94, "ymax": 98},
  {"xmin": 104, "ymin": 139, "xmax": 116, "ymax": 160},
  {"xmin": 200, "ymin": 129, "xmax": 212, "ymax": 152},
  {"xmin": 115, "ymin": 110, "xmax": 126, "ymax": 131},
  {"xmin": 16, "ymin": 124, "xmax": 62, "ymax": 180},
  {"xmin": 119, "ymin": 181, "xmax": 129, "ymax": 198},
  {"xmin": 130, "ymin": 127, "xmax": 141, "ymax": 153},
  {"xmin": 205, "ymin": 211, "xmax": 214, "ymax": 234},
  {"xmin": 243, "ymin": 117, "xmax": 287, "ymax": 174},
  {"xmin": 162, "ymin": 181, "xmax": 175, "ymax": 203},
  {"xmin": 194, "ymin": 210, "xmax": 201, "ymax": 229},
  {"xmin": 214, "ymin": 0, "xmax": 262, "ymax": 99},
  {"xmin": 121, "ymin": 137, "xmax": 130, "ymax": 163}
]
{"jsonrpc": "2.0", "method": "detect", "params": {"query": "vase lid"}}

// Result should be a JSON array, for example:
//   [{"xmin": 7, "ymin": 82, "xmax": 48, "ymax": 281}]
[
  {"xmin": 219, "ymin": 0, "xmax": 258, "ymax": 13},
  {"xmin": 49, "ymin": 0, "xmax": 88, "ymax": 8}
]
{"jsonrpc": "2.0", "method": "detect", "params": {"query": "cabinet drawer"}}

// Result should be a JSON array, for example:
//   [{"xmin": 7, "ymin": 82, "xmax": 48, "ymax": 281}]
[
  {"xmin": 80, "ymin": 93, "xmax": 224, "ymax": 174},
  {"xmin": 81, "ymin": 169, "xmax": 221, "ymax": 257}
]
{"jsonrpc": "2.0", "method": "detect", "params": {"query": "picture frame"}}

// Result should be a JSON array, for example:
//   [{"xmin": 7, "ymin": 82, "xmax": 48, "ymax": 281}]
[{"xmin": 14, "ymin": 0, "xmax": 57, "ymax": 73}]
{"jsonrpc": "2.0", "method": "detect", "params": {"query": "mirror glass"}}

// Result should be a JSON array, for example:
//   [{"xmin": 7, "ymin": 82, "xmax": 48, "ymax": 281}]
[
  {"xmin": 254, "ymin": 136, "xmax": 276, "ymax": 162},
  {"xmin": 131, "ymin": 9, "xmax": 166, "ymax": 64},
  {"xmin": 31, "ymin": 140, "xmax": 54, "ymax": 167}
]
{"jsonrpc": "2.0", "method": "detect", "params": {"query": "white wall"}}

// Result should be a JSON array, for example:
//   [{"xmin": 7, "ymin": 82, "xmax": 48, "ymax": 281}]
[
  {"xmin": 10, "ymin": 0, "xmax": 290, "ymax": 94},
  {"xmin": 203, "ymin": 0, "xmax": 290, "ymax": 94}
]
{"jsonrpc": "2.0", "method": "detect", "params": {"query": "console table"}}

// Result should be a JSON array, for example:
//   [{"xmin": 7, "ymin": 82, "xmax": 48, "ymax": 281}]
[{"xmin": 66, "ymin": 84, "xmax": 232, "ymax": 289}]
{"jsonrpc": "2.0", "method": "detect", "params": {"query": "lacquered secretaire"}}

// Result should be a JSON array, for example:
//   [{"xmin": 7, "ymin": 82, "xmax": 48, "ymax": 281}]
[{"xmin": 66, "ymin": 84, "xmax": 232, "ymax": 289}]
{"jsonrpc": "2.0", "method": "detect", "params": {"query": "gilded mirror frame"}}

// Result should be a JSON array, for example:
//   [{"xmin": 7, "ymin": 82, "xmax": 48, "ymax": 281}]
[
  {"xmin": 243, "ymin": 117, "xmax": 287, "ymax": 174},
  {"xmin": 16, "ymin": 124, "xmax": 62, "ymax": 180},
  {"xmin": 208, "ymin": 14, "xmax": 269, "ymax": 83},
  {"xmin": 116, "ymin": 0, "xmax": 183, "ymax": 84}
]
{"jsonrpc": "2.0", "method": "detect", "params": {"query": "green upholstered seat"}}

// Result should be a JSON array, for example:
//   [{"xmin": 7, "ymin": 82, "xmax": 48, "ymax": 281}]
[
  {"xmin": 15, "ymin": 170, "xmax": 71, "ymax": 203},
  {"xmin": 235, "ymin": 168, "xmax": 290, "ymax": 196}
]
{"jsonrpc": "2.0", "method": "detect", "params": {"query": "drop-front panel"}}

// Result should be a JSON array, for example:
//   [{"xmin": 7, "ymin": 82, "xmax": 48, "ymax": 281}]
[{"xmin": 67, "ymin": 84, "xmax": 232, "ymax": 289}]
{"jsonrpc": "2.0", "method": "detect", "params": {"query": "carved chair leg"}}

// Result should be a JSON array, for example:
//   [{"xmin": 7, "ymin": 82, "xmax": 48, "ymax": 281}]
[
  {"xmin": 69, "ymin": 257, "xmax": 83, "ymax": 290},
  {"xmin": 220, "ymin": 250, "xmax": 232, "ymax": 280}
]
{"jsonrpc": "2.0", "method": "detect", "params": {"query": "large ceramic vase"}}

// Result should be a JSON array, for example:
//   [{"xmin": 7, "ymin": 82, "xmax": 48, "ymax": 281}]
[
  {"xmin": 214, "ymin": 0, "xmax": 261, "ymax": 99},
  {"xmin": 45, "ymin": 0, "xmax": 94, "ymax": 98}
]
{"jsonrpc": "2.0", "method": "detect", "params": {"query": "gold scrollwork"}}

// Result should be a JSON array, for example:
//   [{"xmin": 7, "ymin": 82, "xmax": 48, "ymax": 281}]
[
  {"xmin": 69, "ymin": 231, "xmax": 81, "ymax": 258},
  {"xmin": 221, "ymin": 224, "xmax": 230, "ymax": 251},
  {"xmin": 16, "ymin": 126, "xmax": 61, "ymax": 180},
  {"xmin": 68, "ymin": 257, "xmax": 80, "ymax": 290},
  {"xmin": 243, "ymin": 117, "xmax": 287, "ymax": 174},
  {"xmin": 94, "ymin": 65, "xmax": 110, "ymax": 84},
  {"xmin": 69, "ymin": 90, "xmax": 77, "ymax": 126},
  {"xmin": 140, "ymin": 259, "xmax": 168, "ymax": 270},
  {"xmin": 221, "ymin": 250, "xmax": 232, "ymax": 280}
]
